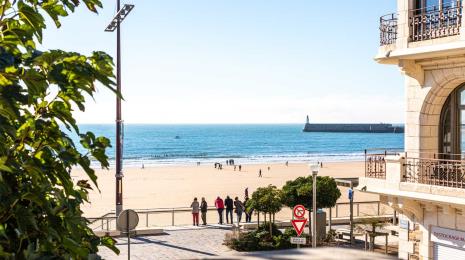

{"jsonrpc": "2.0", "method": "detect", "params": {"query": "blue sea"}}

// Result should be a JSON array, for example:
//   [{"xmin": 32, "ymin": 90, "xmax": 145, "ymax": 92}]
[{"xmin": 74, "ymin": 124, "xmax": 404, "ymax": 167}]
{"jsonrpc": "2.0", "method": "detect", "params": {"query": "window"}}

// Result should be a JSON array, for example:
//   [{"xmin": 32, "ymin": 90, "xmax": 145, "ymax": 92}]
[
  {"xmin": 440, "ymin": 85, "xmax": 465, "ymax": 159},
  {"xmin": 416, "ymin": 0, "xmax": 462, "ymax": 11}
]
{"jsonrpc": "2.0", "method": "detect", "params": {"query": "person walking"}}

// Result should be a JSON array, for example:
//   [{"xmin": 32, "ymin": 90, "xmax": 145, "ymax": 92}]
[
  {"xmin": 239, "ymin": 165, "xmax": 242, "ymax": 171},
  {"xmin": 234, "ymin": 197, "xmax": 245, "ymax": 224},
  {"xmin": 200, "ymin": 197, "xmax": 208, "ymax": 225},
  {"xmin": 190, "ymin": 197, "xmax": 200, "ymax": 226},
  {"xmin": 244, "ymin": 196, "xmax": 253, "ymax": 223},
  {"xmin": 258, "ymin": 169, "xmax": 262, "ymax": 177},
  {"xmin": 224, "ymin": 196, "xmax": 234, "ymax": 224},
  {"xmin": 215, "ymin": 196, "xmax": 224, "ymax": 224}
]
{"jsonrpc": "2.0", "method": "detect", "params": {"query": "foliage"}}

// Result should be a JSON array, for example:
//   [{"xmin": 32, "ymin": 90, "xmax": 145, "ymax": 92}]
[
  {"xmin": 257, "ymin": 222, "xmax": 281, "ymax": 236},
  {"xmin": 249, "ymin": 185, "xmax": 283, "ymax": 216},
  {"xmin": 249, "ymin": 185, "xmax": 283, "ymax": 236},
  {"xmin": 0, "ymin": 0, "xmax": 118, "ymax": 258},
  {"xmin": 281, "ymin": 176, "xmax": 341, "ymax": 210},
  {"xmin": 225, "ymin": 223, "xmax": 294, "ymax": 252}
]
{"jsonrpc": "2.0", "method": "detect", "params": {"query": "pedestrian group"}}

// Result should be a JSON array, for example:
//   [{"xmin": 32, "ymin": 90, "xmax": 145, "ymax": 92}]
[{"xmin": 189, "ymin": 194, "xmax": 253, "ymax": 226}]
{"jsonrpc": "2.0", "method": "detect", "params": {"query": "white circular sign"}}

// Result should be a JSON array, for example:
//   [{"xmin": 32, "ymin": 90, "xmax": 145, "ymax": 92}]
[{"xmin": 117, "ymin": 209, "xmax": 139, "ymax": 232}]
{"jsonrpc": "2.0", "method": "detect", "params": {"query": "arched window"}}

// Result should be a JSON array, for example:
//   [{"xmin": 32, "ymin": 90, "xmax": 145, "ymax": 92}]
[{"xmin": 440, "ymin": 85, "xmax": 465, "ymax": 159}]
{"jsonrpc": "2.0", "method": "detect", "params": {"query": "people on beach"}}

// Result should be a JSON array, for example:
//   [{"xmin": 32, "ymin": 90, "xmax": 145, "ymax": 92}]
[
  {"xmin": 267, "ymin": 166, "xmax": 270, "ymax": 171},
  {"xmin": 141, "ymin": 164, "xmax": 145, "ymax": 169},
  {"xmin": 258, "ymin": 169, "xmax": 262, "ymax": 177},
  {"xmin": 239, "ymin": 165, "xmax": 242, "ymax": 171},
  {"xmin": 215, "ymin": 196, "xmax": 224, "ymax": 224},
  {"xmin": 224, "ymin": 196, "xmax": 234, "ymax": 224},
  {"xmin": 244, "ymin": 196, "xmax": 253, "ymax": 223},
  {"xmin": 234, "ymin": 165, "xmax": 236, "ymax": 171},
  {"xmin": 190, "ymin": 197, "xmax": 200, "ymax": 226},
  {"xmin": 200, "ymin": 197, "xmax": 208, "ymax": 225},
  {"xmin": 234, "ymin": 197, "xmax": 245, "ymax": 223},
  {"xmin": 285, "ymin": 161, "xmax": 288, "ymax": 167}
]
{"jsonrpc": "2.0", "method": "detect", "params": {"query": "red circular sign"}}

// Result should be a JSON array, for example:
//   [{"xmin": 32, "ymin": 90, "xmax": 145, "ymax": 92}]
[{"xmin": 293, "ymin": 205, "xmax": 306, "ymax": 219}]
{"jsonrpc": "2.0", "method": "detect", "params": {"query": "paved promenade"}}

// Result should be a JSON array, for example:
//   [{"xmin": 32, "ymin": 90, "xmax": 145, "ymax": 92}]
[
  {"xmin": 98, "ymin": 225, "xmax": 233, "ymax": 259},
  {"xmin": 98, "ymin": 225, "xmax": 397, "ymax": 259}
]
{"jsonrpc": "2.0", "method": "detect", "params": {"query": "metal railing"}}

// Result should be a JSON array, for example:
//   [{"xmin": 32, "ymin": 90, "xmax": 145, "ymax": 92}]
[
  {"xmin": 329, "ymin": 201, "xmax": 387, "ymax": 219},
  {"xmin": 403, "ymin": 157, "xmax": 465, "ymax": 188},
  {"xmin": 409, "ymin": 5, "xmax": 462, "ymax": 42},
  {"xmin": 365, "ymin": 148, "xmax": 402, "ymax": 179},
  {"xmin": 380, "ymin": 13, "xmax": 398, "ymax": 45},
  {"xmin": 87, "ymin": 201, "xmax": 389, "ymax": 231},
  {"xmin": 379, "ymin": 4, "xmax": 462, "ymax": 45}
]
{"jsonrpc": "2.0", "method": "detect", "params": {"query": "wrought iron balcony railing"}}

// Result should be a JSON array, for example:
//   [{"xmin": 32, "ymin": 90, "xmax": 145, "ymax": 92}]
[
  {"xmin": 403, "ymin": 157, "xmax": 465, "ymax": 189},
  {"xmin": 379, "ymin": 5, "xmax": 463, "ymax": 46},
  {"xmin": 365, "ymin": 148, "xmax": 402, "ymax": 179},
  {"xmin": 410, "ymin": 5, "xmax": 462, "ymax": 42},
  {"xmin": 380, "ymin": 13, "xmax": 398, "ymax": 45}
]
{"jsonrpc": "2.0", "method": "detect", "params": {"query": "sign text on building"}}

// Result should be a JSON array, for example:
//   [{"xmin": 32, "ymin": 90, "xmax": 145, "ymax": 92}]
[{"xmin": 431, "ymin": 226, "xmax": 465, "ymax": 249}]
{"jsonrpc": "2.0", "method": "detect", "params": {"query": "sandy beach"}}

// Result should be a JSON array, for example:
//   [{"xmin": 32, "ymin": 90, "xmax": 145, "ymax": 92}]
[{"xmin": 75, "ymin": 161, "xmax": 380, "ymax": 219}]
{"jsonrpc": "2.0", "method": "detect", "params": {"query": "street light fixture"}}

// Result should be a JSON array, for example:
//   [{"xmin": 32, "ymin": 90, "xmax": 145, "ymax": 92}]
[
  {"xmin": 105, "ymin": 4, "xmax": 134, "ymax": 32},
  {"xmin": 310, "ymin": 163, "xmax": 320, "ymax": 248},
  {"xmin": 105, "ymin": 1, "xmax": 134, "ymax": 218}
]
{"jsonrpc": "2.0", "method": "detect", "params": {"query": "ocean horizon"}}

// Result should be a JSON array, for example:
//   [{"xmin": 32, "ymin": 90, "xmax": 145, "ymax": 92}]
[{"xmin": 72, "ymin": 124, "xmax": 404, "ymax": 167}]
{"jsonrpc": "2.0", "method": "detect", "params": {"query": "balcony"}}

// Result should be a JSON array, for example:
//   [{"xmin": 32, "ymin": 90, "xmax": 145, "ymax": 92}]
[
  {"xmin": 365, "ymin": 150, "xmax": 465, "ymax": 189},
  {"xmin": 380, "ymin": 13, "xmax": 398, "ymax": 46},
  {"xmin": 379, "ymin": 5, "xmax": 463, "ymax": 46},
  {"xmin": 364, "ymin": 148, "xmax": 401, "ymax": 179},
  {"xmin": 362, "ymin": 150, "xmax": 465, "ymax": 206},
  {"xmin": 403, "ymin": 156, "xmax": 465, "ymax": 189}
]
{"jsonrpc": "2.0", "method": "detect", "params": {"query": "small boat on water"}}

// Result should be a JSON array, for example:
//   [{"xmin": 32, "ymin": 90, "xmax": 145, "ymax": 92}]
[{"xmin": 175, "ymin": 136, "xmax": 180, "ymax": 139}]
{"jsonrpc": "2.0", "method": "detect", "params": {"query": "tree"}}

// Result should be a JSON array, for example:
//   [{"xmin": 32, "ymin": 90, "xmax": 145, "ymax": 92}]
[
  {"xmin": 281, "ymin": 176, "xmax": 341, "ymax": 239},
  {"xmin": 281, "ymin": 176, "xmax": 341, "ymax": 210},
  {"xmin": 0, "ymin": 0, "xmax": 118, "ymax": 258},
  {"xmin": 249, "ymin": 185, "xmax": 283, "ymax": 236}
]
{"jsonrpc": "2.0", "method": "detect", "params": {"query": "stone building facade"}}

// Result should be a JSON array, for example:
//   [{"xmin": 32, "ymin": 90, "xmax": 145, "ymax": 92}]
[{"xmin": 359, "ymin": 0, "xmax": 465, "ymax": 259}]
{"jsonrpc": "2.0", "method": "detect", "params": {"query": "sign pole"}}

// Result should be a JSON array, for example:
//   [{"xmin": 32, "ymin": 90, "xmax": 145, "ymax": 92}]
[
  {"xmin": 312, "ymin": 171, "xmax": 317, "ymax": 248},
  {"xmin": 127, "ymin": 210, "xmax": 130, "ymax": 260},
  {"xmin": 349, "ymin": 183, "xmax": 354, "ymax": 245}
]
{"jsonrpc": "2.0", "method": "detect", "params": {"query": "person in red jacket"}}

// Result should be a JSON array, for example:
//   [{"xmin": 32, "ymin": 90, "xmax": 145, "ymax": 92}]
[{"xmin": 215, "ymin": 196, "xmax": 225, "ymax": 224}]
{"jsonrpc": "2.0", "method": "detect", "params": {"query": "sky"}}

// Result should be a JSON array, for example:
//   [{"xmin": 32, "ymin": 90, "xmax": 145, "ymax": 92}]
[{"xmin": 41, "ymin": 0, "xmax": 404, "ymax": 124}]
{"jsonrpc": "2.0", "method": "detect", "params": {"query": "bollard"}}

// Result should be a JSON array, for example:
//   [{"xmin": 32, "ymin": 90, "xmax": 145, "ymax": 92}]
[{"xmin": 146, "ymin": 213, "xmax": 149, "ymax": 227}]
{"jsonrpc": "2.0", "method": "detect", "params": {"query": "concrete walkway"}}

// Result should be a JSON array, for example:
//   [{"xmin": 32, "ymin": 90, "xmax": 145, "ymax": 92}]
[{"xmin": 98, "ymin": 225, "xmax": 234, "ymax": 259}]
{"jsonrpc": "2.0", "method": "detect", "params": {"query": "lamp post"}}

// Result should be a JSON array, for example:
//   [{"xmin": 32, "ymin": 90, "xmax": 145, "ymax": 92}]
[
  {"xmin": 310, "ymin": 163, "xmax": 320, "ymax": 248},
  {"xmin": 105, "ymin": 1, "xmax": 135, "ymax": 217}
]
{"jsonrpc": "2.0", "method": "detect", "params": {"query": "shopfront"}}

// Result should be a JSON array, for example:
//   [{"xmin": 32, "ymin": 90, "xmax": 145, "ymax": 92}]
[{"xmin": 431, "ymin": 226, "xmax": 465, "ymax": 260}]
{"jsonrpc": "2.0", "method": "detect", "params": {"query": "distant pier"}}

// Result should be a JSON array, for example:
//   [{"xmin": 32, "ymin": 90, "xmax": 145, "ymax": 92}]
[{"xmin": 302, "ymin": 116, "xmax": 404, "ymax": 133}]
